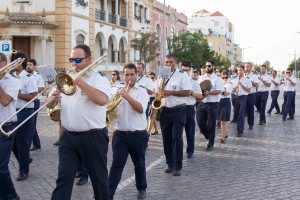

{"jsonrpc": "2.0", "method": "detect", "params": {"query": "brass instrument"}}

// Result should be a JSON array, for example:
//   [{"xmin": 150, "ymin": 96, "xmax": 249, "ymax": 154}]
[
  {"xmin": 106, "ymin": 81, "xmax": 131, "ymax": 123},
  {"xmin": 47, "ymin": 105, "xmax": 61, "ymax": 122},
  {"xmin": 10, "ymin": 49, "xmax": 17, "ymax": 62},
  {"xmin": 56, "ymin": 53, "xmax": 107, "ymax": 95},
  {"xmin": 199, "ymin": 79, "xmax": 212, "ymax": 98},
  {"xmin": 150, "ymin": 77, "xmax": 167, "ymax": 120},
  {"xmin": 0, "ymin": 58, "xmax": 25, "ymax": 78}
]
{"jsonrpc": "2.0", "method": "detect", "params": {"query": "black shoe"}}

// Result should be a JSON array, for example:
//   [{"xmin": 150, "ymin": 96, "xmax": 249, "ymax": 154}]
[
  {"xmin": 259, "ymin": 121, "xmax": 266, "ymax": 125},
  {"xmin": 16, "ymin": 173, "xmax": 28, "ymax": 181},
  {"xmin": 30, "ymin": 146, "xmax": 41, "ymax": 151},
  {"xmin": 10, "ymin": 195, "xmax": 20, "ymax": 200},
  {"xmin": 255, "ymin": 110, "xmax": 259, "ymax": 112},
  {"xmin": 249, "ymin": 126, "xmax": 253, "ymax": 130},
  {"xmin": 165, "ymin": 167, "xmax": 173, "ymax": 173},
  {"xmin": 206, "ymin": 146, "xmax": 213, "ymax": 151},
  {"xmin": 29, "ymin": 157, "xmax": 33, "ymax": 165},
  {"xmin": 282, "ymin": 117, "xmax": 286, "ymax": 121},
  {"xmin": 187, "ymin": 154, "xmax": 193, "ymax": 158},
  {"xmin": 172, "ymin": 170, "xmax": 181, "ymax": 176},
  {"xmin": 76, "ymin": 178, "xmax": 88, "ymax": 186},
  {"xmin": 53, "ymin": 141, "xmax": 59, "ymax": 146},
  {"xmin": 267, "ymin": 111, "xmax": 271, "ymax": 115},
  {"xmin": 237, "ymin": 132, "xmax": 243, "ymax": 137},
  {"xmin": 220, "ymin": 138, "xmax": 225, "ymax": 144},
  {"xmin": 151, "ymin": 131, "xmax": 158, "ymax": 135},
  {"xmin": 224, "ymin": 135, "xmax": 228, "ymax": 138},
  {"xmin": 274, "ymin": 112, "xmax": 280, "ymax": 114},
  {"xmin": 230, "ymin": 120, "xmax": 237, "ymax": 123},
  {"xmin": 137, "ymin": 191, "xmax": 146, "ymax": 199},
  {"xmin": 287, "ymin": 116, "xmax": 294, "ymax": 120}
]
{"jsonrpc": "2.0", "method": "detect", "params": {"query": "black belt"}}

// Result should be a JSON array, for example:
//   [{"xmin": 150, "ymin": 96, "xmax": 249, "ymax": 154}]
[
  {"xmin": 16, "ymin": 108, "xmax": 34, "ymax": 111},
  {"xmin": 65, "ymin": 128, "xmax": 106, "ymax": 135},
  {"xmin": 163, "ymin": 104, "xmax": 186, "ymax": 111},
  {"xmin": 284, "ymin": 91, "xmax": 294, "ymax": 93},
  {"xmin": 118, "ymin": 130, "xmax": 146, "ymax": 134},
  {"xmin": 2, "ymin": 121, "xmax": 16, "ymax": 127}
]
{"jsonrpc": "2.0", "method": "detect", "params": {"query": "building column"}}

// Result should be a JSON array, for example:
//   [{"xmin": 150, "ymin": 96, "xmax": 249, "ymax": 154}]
[
  {"xmin": 125, "ymin": 2, "xmax": 129, "ymax": 27},
  {"xmin": 41, "ymin": 37, "xmax": 47, "ymax": 64},
  {"xmin": 115, "ymin": 0, "xmax": 120, "ymax": 25},
  {"xmin": 124, "ymin": 50, "xmax": 128, "ymax": 63},
  {"xmin": 114, "ymin": 49, "xmax": 119, "ymax": 63},
  {"xmin": 104, "ymin": 0, "xmax": 108, "ymax": 21}
]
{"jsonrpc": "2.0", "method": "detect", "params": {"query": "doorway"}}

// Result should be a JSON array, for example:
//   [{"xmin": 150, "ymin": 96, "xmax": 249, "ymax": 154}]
[{"xmin": 12, "ymin": 37, "xmax": 31, "ymax": 58}]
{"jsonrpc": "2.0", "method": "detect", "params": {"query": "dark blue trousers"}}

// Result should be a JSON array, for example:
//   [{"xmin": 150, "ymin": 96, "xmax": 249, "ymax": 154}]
[
  {"xmin": 256, "ymin": 91, "xmax": 269, "ymax": 123},
  {"xmin": 78, "ymin": 162, "xmax": 88, "ymax": 180},
  {"xmin": 0, "ymin": 125, "xmax": 18, "ymax": 200},
  {"xmin": 292, "ymin": 91, "xmax": 296, "ymax": 115},
  {"xmin": 51, "ymin": 128, "xmax": 109, "ymax": 200},
  {"xmin": 185, "ymin": 105, "xmax": 196, "ymax": 156},
  {"xmin": 196, "ymin": 102, "xmax": 218, "ymax": 147},
  {"xmin": 231, "ymin": 94, "xmax": 238, "ymax": 121},
  {"xmin": 160, "ymin": 106, "xmax": 186, "ymax": 171},
  {"xmin": 237, "ymin": 95, "xmax": 247, "ymax": 133},
  {"xmin": 246, "ymin": 93, "xmax": 256, "ymax": 127},
  {"xmin": 268, "ymin": 90, "xmax": 280, "ymax": 113},
  {"xmin": 109, "ymin": 130, "xmax": 148, "ymax": 199},
  {"xmin": 12, "ymin": 109, "xmax": 35, "ymax": 174},
  {"xmin": 31, "ymin": 100, "xmax": 41, "ymax": 148},
  {"xmin": 282, "ymin": 91, "xmax": 294, "ymax": 120}
]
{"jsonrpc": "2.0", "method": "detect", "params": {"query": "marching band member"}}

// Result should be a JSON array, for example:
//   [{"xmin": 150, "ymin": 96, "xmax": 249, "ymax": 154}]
[
  {"xmin": 181, "ymin": 61, "xmax": 202, "ymax": 158},
  {"xmin": 48, "ymin": 44, "xmax": 111, "ymax": 200},
  {"xmin": 26, "ymin": 58, "xmax": 45, "ymax": 151},
  {"xmin": 232, "ymin": 65, "xmax": 251, "ymax": 137},
  {"xmin": 281, "ymin": 68, "xmax": 297, "ymax": 121},
  {"xmin": 218, "ymin": 70, "xmax": 233, "ymax": 143},
  {"xmin": 267, "ymin": 70, "xmax": 281, "ymax": 114},
  {"xmin": 110, "ymin": 70, "xmax": 124, "ymax": 95},
  {"xmin": 196, "ymin": 60, "xmax": 222, "ymax": 151},
  {"xmin": 108, "ymin": 63, "xmax": 149, "ymax": 200},
  {"xmin": 0, "ymin": 52, "xmax": 21, "ymax": 200},
  {"xmin": 12, "ymin": 51, "xmax": 38, "ymax": 181},
  {"xmin": 147, "ymin": 72, "xmax": 158, "ymax": 135},
  {"xmin": 245, "ymin": 63, "xmax": 259, "ymax": 130},
  {"xmin": 159, "ymin": 54, "xmax": 192, "ymax": 176},
  {"xmin": 230, "ymin": 69, "xmax": 239, "ymax": 123},
  {"xmin": 256, "ymin": 65, "xmax": 271, "ymax": 125}
]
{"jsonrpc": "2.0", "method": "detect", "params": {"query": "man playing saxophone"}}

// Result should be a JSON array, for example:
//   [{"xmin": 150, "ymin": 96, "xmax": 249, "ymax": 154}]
[
  {"xmin": 48, "ymin": 44, "xmax": 111, "ymax": 200},
  {"xmin": 108, "ymin": 63, "xmax": 149, "ymax": 200},
  {"xmin": 0, "ymin": 52, "xmax": 21, "ymax": 200}
]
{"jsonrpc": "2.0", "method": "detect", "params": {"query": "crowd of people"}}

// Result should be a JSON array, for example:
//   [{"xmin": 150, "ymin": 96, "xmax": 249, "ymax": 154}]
[{"xmin": 0, "ymin": 44, "xmax": 297, "ymax": 200}]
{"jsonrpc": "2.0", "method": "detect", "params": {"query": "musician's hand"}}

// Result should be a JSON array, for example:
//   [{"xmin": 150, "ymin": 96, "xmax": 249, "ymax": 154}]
[
  {"xmin": 51, "ymin": 90, "xmax": 62, "ymax": 104},
  {"xmin": 119, "ymin": 88, "xmax": 130, "ymax": 99},
  {"xmin": 286, "ymin": 77, "xmax": 290, "ymax": 81},
  {"xmin": 203, "ymin": 90, "xmax": 209, "ymax": 96},
  {"xmin": 258, "ymin": 77, "xmax": 263, "ymax": 81},
  {"xmin": 162, "ymin": 90, "xmax": 172, "ymax": 97},
  {"xmin": 74, "ymin": 76, "xmax": 84, "ymax": 85}
]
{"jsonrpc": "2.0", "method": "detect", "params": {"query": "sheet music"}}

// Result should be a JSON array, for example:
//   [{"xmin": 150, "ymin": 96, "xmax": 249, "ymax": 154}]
[
  {"xmin": 158, "ymin": 66, "xmax": 172, "ymax": 79},
  {"xmin": 36, "ymin": 65, "xmax": 57, "ymax": 82}
]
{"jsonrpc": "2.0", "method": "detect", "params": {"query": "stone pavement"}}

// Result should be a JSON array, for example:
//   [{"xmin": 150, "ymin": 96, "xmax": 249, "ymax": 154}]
[{"xmin": 9, "ymin": 90, "xmax": 300, "ymax": 200}]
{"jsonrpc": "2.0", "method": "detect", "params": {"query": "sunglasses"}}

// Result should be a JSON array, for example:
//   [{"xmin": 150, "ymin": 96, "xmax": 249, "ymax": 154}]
[
  {"xmin": 206, "ymin": 65, "xmax": 213, "ymax": 68},
  {"xmin": 111, "ymin": 74, "xmax": 117, "ymax": 76},
  {"xmin": 222, "ymin": 77, "xmax": 228, "ymax": 79},
  {"xmin": 69, "ymin": 56, "xmax": 89, "ymax": 63},
  {"xmin": 286, "ymin": 72, "xmax": 291, "ymax": 74},
  {"xmin": 150, "ymin": 77, "xmax": 155, "ymax": 79}
]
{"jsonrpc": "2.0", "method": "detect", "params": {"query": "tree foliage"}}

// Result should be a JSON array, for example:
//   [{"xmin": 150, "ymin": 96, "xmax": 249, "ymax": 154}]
[
  {"xmin": 167, "ymin": 31, "xmax": 231, "ymax": 70},
  {"xmin": 131, "ymin": 32, "xmax": 159, "ymax": 68}
]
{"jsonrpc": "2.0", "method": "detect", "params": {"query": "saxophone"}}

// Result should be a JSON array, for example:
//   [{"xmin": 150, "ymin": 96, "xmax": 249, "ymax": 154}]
[{"xmin": 151, "ymin": 77, "xmax": 166, "ymax": 120}]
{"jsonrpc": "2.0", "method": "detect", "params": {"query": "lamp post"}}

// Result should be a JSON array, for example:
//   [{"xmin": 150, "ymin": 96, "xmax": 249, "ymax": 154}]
[{"xmin": 242, "ymin": 46, "xmax": 252, "ymax": 62}]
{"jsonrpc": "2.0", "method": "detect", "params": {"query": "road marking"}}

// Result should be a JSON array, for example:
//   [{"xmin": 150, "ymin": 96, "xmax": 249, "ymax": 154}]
[{"xmin": 116, "ymin": 155, "xmax": 165, "ymax": 192}]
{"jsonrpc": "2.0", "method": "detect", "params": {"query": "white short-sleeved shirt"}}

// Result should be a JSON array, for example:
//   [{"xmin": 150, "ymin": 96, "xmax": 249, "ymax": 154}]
[
  {"xmin": 0, "ymin": 73, "xmax": 20, "ymax": 123},
  {"xmin": 270, "ymin": 76, "xmax": 281, "ymax": 91},
  {"xmin": 283, "ymin": 75, "xmax": 297, "ymax": 92},
  {"xmin": 137, "ymin": 75, "xmax": 154, "ymax": 93},
  {"xmin": 111, "ymin": 80, "xmax": 124, "ymax": 95},
  {"xmin": 15, "ymin": 70, "xmax": 38, "ymax": 109},
  {"xmin": 245, "ymin": 73, "xmax": 259, "ymax": 93},
  {"xmin": 220, "ymin": 81, "xmax": 233, "ymax": 99},
  {"xmin": 156, "ymin": 69, "xmax": 192, "ymax": 108},
  {"xmin": 186, "ymin": 77, "xmax": 202, "ymax": 105},
  {"xmin": 230, "ymin": 77, "xmax": 239, "ymax": 95},
  {"xmin": 33, "ymin": 71, "xmax": 45, "ymax": 99},
  {"xmin": 200, "ymin": 73, "xmax": 223, "ymax": 103},
  {"xmin": 257, "ymin": 73, "xmax": 272, "ymax": 92},
  {"xmin": 60, "ymin": 71, "xmax": 111, "ymax": 131},
  {"xmin": 150, "ymin": 80, "xmax": 157, "ymax": 97},
  {"xmin": 115, "ymin": 84, "xmax": 149, "ymax": 131},
  {"xmin": 237, "ymin": 76, "xmax": 252, "ymax": 96}
]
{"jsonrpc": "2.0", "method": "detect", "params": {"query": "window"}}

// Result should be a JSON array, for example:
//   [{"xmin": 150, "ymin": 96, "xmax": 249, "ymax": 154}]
[
  {"xmin": 76, "ymin": 34, "xmax": 84, "ymax": 45},
  {"xmin": 111, "ymin": 43, "xmax": 115, "ymax": 62},
  {"xmin": 144, "ymin": 7, "xmax": 148, "ymax": 20}
]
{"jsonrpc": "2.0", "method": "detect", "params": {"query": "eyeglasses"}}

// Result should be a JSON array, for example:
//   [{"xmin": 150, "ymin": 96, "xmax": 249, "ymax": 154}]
[
  {"xmin": 68, "ymin": 56, "xmax": 89, "ymax": 63},
  {"xmin": 150, "ymin": 77, "xmax": 155, "ymax": 79},
  {"xmin": 222, "ymin": 77, "xmax": 228, "ymax": 79},
  {"xmin": 111, "ymin": 74, "xmax": 117, "ymax": 76},
  {"xmin": 206, "ymin": 65, "xmax": 213, "ymax": 68}
]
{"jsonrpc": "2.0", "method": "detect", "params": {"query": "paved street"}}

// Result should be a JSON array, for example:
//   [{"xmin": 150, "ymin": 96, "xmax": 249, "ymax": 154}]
[{"xmin": 9, "ymin": 90, "xmax": 300, "ymax": 200}]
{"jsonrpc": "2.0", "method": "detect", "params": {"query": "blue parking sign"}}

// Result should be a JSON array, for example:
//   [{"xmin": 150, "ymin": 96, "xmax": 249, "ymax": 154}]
[{"xmin": 2, "ymin": 44, "xmax": 10, "ymax": 52}]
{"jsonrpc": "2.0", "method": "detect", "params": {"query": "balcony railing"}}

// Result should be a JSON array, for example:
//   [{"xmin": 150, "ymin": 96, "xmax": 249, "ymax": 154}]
[
  {"xmin": 120, "ymin": 17, "xmax": 127, "ymax": 27},
  {"xmin": 95, "ymin": 9, "xmax": 105, "ymax": 21},
  {"xmin": 108, "ymin": 13, "xmax": 117, "ymax": 24}
]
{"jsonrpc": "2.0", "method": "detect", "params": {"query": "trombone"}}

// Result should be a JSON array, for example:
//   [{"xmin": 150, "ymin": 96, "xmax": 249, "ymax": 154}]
[
  {"xmin": 0, "ymin": 57, "xmax": 25, "ymax": 78},
  {"xmin": 0, "ymin": 53, "xmax": 108, "ymax": 136}
]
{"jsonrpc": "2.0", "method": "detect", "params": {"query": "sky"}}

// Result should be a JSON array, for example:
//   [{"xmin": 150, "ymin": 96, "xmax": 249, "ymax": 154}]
[{"xmin": 157, "ymin": 0, "xmax": 300, "ymax": 71}]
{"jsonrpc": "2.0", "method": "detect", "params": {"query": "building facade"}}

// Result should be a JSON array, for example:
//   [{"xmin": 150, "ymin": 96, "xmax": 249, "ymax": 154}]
[{"xmin": 188, "ymin": 9, "xmax": 242, "ymax": 68}]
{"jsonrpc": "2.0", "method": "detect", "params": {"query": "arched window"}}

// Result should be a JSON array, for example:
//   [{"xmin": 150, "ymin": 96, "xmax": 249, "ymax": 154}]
[{"xmin": 76, "ymin": 34, "xmax": 85, "ymax": 45}]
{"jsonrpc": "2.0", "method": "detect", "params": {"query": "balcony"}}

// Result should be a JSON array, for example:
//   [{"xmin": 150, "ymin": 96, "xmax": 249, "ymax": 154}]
[
  {"xmin": 108, "ymin": 13, "xmax": 117, "ymax": 24},
  {"xmin": 120, "ymin": 17, "xmax": 127, "ymax": 27},
  {"xmin": 95, "ymin": 9, "xmax": 105, "ymax": 21}
]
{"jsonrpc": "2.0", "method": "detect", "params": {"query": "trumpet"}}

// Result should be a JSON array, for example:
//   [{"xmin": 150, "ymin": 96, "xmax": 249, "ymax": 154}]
[{"xmin": 0, "ymin": 54, "xmax": 108, "ymax": 136}]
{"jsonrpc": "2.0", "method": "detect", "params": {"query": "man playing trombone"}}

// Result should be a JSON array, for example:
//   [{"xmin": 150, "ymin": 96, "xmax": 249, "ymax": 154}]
[
  {"xmin": 12, "ymin": 51, "xmax": 38, "ymax": 181},
  {"xmin": 48, "ymin": 44, "xmax": 111, "ymax": 200},
  {"xmin": 0, "ymin": 52, "xmax": 21, "ymax": 200}
]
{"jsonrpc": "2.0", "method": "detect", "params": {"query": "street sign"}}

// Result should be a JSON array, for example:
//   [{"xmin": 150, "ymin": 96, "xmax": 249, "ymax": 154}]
[{"xmin": 0, "ymin": 40, "xmax": 12, "ymax": 55}]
